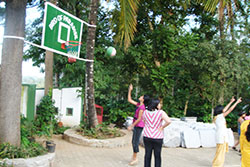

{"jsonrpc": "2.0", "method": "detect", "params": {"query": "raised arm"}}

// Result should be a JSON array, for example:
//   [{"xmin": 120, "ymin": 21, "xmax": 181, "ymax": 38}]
[
  {"xmin": 223, "ymin": 97, "xmax": 242, "ymax": 117},
  {"xmin": 128, "ymin": 84, "xmax": 137, "ymax": 106},
  {"xmin": 222, "ymin": 96, "xmax": 235, "ymax": 113}
]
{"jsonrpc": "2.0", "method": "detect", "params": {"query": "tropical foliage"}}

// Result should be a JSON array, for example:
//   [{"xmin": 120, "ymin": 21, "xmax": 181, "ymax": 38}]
[{"xmin": 22, "ymin": 0, "xmax": 250, "ymax": 131}]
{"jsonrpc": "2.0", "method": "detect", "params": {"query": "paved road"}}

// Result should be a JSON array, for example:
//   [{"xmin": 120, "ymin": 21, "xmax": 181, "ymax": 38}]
[{"xmin": 53, "ymin": 135, "xmax": 241, "ymax": 167}]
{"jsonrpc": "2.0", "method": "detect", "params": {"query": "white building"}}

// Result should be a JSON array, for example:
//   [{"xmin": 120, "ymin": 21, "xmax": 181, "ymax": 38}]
[
  {"xmin": 35, "ymin": 87, "xmax": 83, "ymax": 127},
  {"xmin": 21, "ymin": 85, "xmax": 103, "ymax": 127}
]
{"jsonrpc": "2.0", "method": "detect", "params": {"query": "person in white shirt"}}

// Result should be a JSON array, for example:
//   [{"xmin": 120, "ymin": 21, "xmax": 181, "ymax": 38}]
[{"xmin": 212, "ymin": 96, "xmax": 242, "ymax": 167}]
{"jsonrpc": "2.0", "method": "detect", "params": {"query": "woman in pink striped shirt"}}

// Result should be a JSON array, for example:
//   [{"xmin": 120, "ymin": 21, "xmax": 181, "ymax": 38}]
[{"xmin": 143, "ymin": 99, "xmax": 171, "ymax": 167}]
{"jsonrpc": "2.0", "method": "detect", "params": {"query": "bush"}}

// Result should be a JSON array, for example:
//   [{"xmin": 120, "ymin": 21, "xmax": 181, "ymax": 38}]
[
  {"xmin": 53, "ymin": 125, "xmax": 70, "ymax": 135},
  {"xmin": 78, "ymin": 122, "xmax": 125, "ymax": 139},
  {"xmin": 0, "ymin": 117, "xmax": 47, "ymax": 160},
  {"xmin": 34, "ymin": 91, "xmax": 57, "ymax": 137},
  {"xmin": 0, "ymin": 142, "xmax": 47, "ymax": 159},
  {"xmin": 103, "ymin": 99, "xmax": 135, "ymax": 127}
]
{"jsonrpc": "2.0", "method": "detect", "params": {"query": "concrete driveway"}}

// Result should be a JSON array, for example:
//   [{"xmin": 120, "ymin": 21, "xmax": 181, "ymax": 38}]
[{"xmin": 53, "ymin": 134, "xmax": 241, "ymax": 167}]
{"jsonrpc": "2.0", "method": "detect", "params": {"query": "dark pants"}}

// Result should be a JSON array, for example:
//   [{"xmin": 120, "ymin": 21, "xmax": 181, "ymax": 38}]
[
  {"xmin": 143, "ymin": 137, "xmax": 163, "ymax": 167},
  {"xmin": 132, "ymin": 126, "xmax": 143, "ymax": 153}
]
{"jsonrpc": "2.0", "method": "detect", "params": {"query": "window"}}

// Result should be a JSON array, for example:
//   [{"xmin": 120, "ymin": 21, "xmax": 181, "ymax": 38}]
[{"xmin": 66, "ymin": 108, "xmax": 73, "ymax": 116}]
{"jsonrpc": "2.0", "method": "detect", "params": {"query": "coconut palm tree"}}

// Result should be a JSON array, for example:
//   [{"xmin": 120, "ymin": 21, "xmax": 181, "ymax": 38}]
[
  {"xmin": 0, "ymin": 0, "xmax": 27, "ymax": 146},
  {"xmin": 196, "ymin": 0, "xmax": 241, "ymax": 104},
  {"xmin": 85, "ymin": 0, "xmax": 99, "ymax": 128},
  {"xmin": 196, "ymin": 0, "xmax": 240, "ymax": 40},
  {"xmin": 114, "ymin": 0, "xmax": 241, "ymax": 50},
  {"xmin": 114, "ymin": 0, "xmax": 140, "ymax": 50}
]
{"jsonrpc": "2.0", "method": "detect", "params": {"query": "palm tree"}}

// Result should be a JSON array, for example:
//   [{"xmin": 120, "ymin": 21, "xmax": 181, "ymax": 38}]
[
  {"xmin": 196, "ymin": 0, "xmax": 240, "ymax": 104},
  {"xmin": 114, "ymin": 0, "xmax": 140, "ymax": 50},
  {"xmin": 85, "ymin": 0, "xmax": 99, "ymax": 128},
  {"xmin": 196, "ymin": 0, "xmax": 240, "ymax": 40},
  {"xmin": 0, "ymin": 0, "xmax": 27, "ymax": 146},
  {"xmin": 114, "ymin": 0, "xmax": 240, "ymax": 50},
  {"xmin": 44, "ymin": 0, "xmax": 57, "ymax": 96},
  {"xmin": 114, "ymin": 0, "xmax": 193, "ymax": 50}
]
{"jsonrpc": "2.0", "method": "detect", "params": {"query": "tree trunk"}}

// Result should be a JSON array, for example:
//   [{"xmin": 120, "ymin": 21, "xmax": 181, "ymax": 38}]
[
  {"xmin": 218, "ymin": 0, "xmax": 226, "ymax": 104},
  {"xmin": 218, "ymin": 0, "xmax": 225, "ymax": 40},
  {"xmin": 85, "ymin": 0, "xmax": 99, "ymax": 128},
  {"xmin": 44, "ymin": 50, "xmax": 54, "ymax": 95},
  {"xmin": 227, "ymin": 1, "xmax": 234, "ymax": 40},
  {"xmin": 184, "ymin": 100, "xmax": 189, "ymax": 116},
  {"xmin": 0, "ymin": 0, "xmax": 27, "ymax": 146},
  {"xmin": 218, "ymin": 84, "xmax": 225, "ymax": 105},
  {"xmin": 44, "ymin": 0, "xmax": 57, "ymax": 96},
  {"xmin": 211, "ymin": 100, "xmax": 215, "ymax": 122}
]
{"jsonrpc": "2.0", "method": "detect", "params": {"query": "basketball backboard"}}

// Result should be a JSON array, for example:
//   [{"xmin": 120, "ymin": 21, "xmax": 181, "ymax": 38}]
[{"xmin": 42, "ymin": 2, "xmax": 83, "ymax": 58}]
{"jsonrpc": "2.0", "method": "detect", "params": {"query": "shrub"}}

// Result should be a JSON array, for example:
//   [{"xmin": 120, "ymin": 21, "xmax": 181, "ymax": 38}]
[
  {"xmin": 34, "ymin": 91, "xmax": 57, "ymax": 137},
  {"xmin": 102, "ymin": 99, "xmax": 135, "ymax": 127},
  {"xmin": 0, "ymin": 117, "xmax": 47, "ymax": 160},
  {"xmin": 78, "ymin": 122, "xmax": 125, "ymax": 139},
  {"xmin": 0, "ymin": 142, "xmax": 47, "ymax": 159}
]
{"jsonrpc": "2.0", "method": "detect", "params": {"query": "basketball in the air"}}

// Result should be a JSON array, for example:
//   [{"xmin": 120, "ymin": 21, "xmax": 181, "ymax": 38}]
[{"xmin": 106, "ymin": 47, "xmax": 116, "ymax": 57}]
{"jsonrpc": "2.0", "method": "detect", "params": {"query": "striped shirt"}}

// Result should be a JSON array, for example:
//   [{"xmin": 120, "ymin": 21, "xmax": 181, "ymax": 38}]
[{"xmin": 143, "ymin": 109, "xmax": 164, "ymax": 139}]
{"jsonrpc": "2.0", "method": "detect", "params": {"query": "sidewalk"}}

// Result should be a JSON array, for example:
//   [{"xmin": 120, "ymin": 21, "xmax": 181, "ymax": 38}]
[{"xmin": 53, "ymin": 134, "xmax": 241, "ymax": 167}]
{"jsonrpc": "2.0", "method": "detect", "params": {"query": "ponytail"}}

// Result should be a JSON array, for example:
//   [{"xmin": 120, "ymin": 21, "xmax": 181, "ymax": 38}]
[{"xmin": 246, "ymin": 122, "xmax": 250, "ymax": 142}]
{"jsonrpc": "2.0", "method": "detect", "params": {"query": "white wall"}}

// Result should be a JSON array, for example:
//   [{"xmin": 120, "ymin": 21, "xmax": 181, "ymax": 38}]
[{"xmin": 35, "ymin": 87, "xmax": 82, "ymax": 127}]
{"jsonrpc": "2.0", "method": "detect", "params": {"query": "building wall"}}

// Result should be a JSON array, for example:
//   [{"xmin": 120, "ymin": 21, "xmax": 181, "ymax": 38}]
[{"xmin": 35, "ymin": 87, "xmax": 82, "ymax": 127}]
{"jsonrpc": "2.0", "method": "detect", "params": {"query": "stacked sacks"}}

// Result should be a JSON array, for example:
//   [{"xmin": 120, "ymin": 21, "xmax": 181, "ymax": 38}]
[
  {"xmin": 163, "ymin": 119, "xmax": 190, "ymax": 148},
  {"xmin": 124, "ymin": 116, "xmax": 235, "ymax": 148},
  {"xmin": 163, "ymin": 117, "xmax": 234, "ymax": 148},
  {"xmin": 163, "ymin": 119, "xmax": 201, "ymax": 148}
]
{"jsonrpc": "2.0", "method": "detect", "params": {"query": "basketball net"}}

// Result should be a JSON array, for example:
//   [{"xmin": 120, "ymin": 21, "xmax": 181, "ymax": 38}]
[{"xmin": 61, "ymin": 41, "xmax": 82, "ymax": 63}]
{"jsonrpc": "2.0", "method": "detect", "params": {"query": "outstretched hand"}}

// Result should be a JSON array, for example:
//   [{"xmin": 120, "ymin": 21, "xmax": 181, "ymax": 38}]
[
  {"xmin": 230, "ymin": 96, "xmax": 235, "ymax": 103},
  {"xmin": 236, "ymin": 97, "xmax": 242, "ymax": 104},
  {"xmin": 129, "ymin": 84, "xmax": 133, "ymax": 91}
]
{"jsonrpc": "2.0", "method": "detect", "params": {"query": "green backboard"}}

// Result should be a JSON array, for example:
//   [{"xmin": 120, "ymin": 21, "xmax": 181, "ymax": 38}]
[{"xmin": 42, "ymin": 2, "xmax": 83, "ymax": 58}]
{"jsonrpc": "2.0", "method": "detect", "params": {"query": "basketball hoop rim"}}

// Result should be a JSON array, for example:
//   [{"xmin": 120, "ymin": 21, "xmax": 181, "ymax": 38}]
[{"xmin": 64, "ymin": 41, "xmax": 82, "ymax": 46}]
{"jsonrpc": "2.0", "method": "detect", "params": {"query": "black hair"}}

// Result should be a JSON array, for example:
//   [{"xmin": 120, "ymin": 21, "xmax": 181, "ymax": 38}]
[
  {"xmin": 214, "ymin": 105, "xmax": 224, "ymax": 116},
  {"xmin": 238, "ymin": 111, "xmax": 246, "ymax": 117},
  {"xmin": 246, "ymin": 123, "xmax": 250, "ymax": 142},
  {"xmin": 143, "ymin": 95, "xmax": 151, "ymax": 109},
  {"xmin": 147, "ymin": 99, "xmax": 160, "ymax": 111}
]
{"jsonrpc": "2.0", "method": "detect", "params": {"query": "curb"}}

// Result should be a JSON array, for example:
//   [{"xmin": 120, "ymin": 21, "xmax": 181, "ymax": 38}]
[
  {"xmin": 64, "ymin": 128, "xmax": 132, "ymax": 148},
  {"xmin": 0, "ymin": 153, "xmax": 55, "ymax": 167}
]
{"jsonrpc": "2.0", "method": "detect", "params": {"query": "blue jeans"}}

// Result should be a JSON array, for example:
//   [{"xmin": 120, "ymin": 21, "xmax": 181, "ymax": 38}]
[
  {"xmin": 132, "ymin": 126, "xmax": 143, "ymax": 153},
  {"xmin": 143, "ymin": 137, "xmax": 163, "ymax": 167}
]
